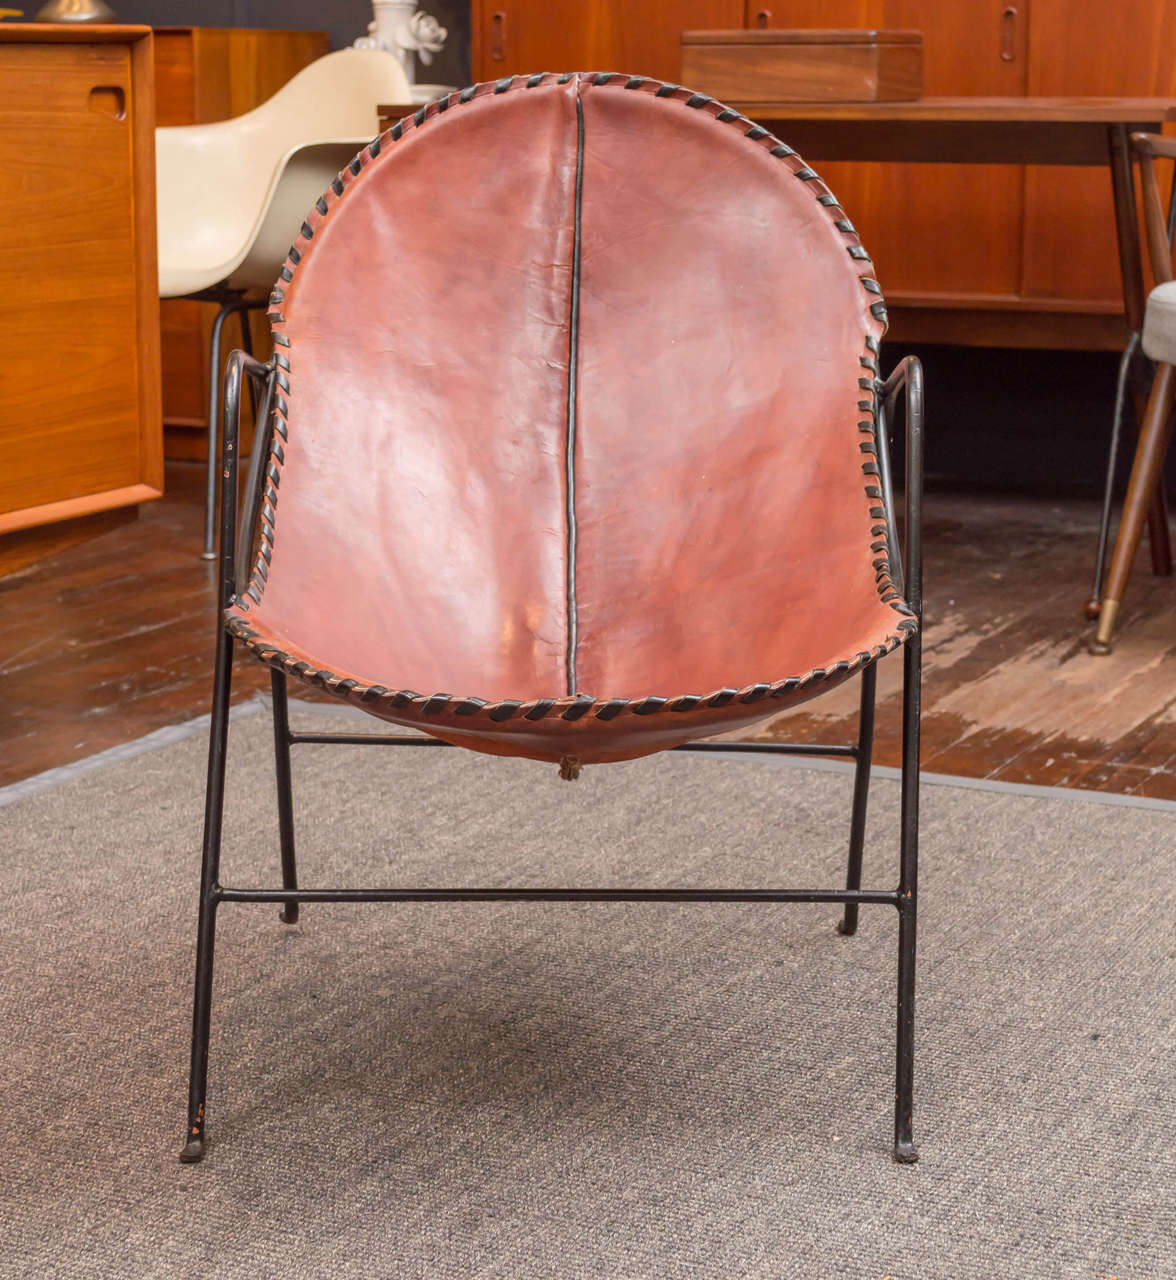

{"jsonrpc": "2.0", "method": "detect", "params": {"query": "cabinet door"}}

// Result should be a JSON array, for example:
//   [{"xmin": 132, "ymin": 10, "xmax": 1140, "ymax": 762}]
[
  {"xmin": 0, "ymin": 37, "xmax": 162, "ymax": 530},
  {"xmin": 750, "ymin": 2, "xmax": 1027, "ymax": 301},
  {"xmin": 742, "ymin": 0, "xmax": 886, "ymax": 272},
  {"xmin": 1023, "ymin": 0, "xmax": 1176, "ymax": 307},
  {"xmin": 877, "ymin": 1, "xmax": 1028, "ymax": 299},
  {"xmin": 473, "ymin": 0, "xmax": 744, "ymax": 84}
]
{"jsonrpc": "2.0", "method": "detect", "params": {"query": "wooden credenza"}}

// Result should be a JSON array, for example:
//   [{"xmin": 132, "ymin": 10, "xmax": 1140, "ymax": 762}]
[
  {"xmin": 0, "ymin": 24, "xmax": 162, "ymax": 575},
  {"xmin": 472, "ymin": 0, "xmax": 1176, "ymax": 350},
  {"xmin": 155, "ymin": 26, "xmax": 329, "ymax": 459}
]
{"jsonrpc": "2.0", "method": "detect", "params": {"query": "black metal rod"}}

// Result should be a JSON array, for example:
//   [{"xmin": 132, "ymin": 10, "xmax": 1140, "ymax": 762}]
[
  {"xmin": 217, "ymin": 886, "xmax": 900, "ymax": 906},
  {"xmin": 180, "ymin": 660, "xmax": 228, "ymax": 1166},
  {"xmin": 236, "ymin": 304, "xmax": 259, "ymax": 420},
  {"xmin": 289, "ymin": 733, "xmax": 455, "ymax": 746},
  {"xmin": 271, "ymin": 671, "xmax": 299, "ymax": 925},
  {"xmin": 673, "ymin": 741, "xmax": 857, "ymax": 758},
  {"xmin": 874, "ymin": 394, "xmax": 905, "ymax": 597},
  {"xmin": 839, "ymin": 662, "xmax": 877, "ymax": 937},
  {"xmin": 285, "ymin": 731, "xmax": 858, "ymax": 759},
  {"xmin": 893, "ymin": 354, "xmax": 924, "ymax": 1165},
  {"xmin": 200, "ymin": 298, "xmax": 267, "ymax": 560},
  {"xmin": 236, "ymin": 368, "xmax": 276, "ymax": 600},
  {"xmin": 201, "ymin": 304, "xmax": 233, "ymax": 561},
  {"xmin": 181, "ymin": 348, "xmax": 256, "ymax": 1165}
]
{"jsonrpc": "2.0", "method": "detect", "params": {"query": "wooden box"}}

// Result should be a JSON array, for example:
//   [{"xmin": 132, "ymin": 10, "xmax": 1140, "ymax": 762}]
[{"xmin": 680, "ymin": 29, "xmax": 923, "ymax": 104}]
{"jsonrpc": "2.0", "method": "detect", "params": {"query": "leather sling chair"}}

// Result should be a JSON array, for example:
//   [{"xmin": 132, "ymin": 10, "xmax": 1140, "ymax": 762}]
[{"xmin": 181, "ymin": 71, "xmax": 925, "ymax": 1167}]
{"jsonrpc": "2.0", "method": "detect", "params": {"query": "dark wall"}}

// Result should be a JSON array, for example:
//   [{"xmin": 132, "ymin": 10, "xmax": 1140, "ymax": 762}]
[{"xmin": 116, "ymin": 0, "xmax": 471, "ymax": 87}]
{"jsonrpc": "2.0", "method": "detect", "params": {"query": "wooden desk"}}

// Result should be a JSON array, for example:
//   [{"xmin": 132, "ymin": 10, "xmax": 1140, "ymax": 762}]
[
  {"xmin": 0, "ymin": 24, "xmax": 161, "ymax": 575},
  {"xmin": 741, "ymin": 98, "xmax": 1176, "ymax": 347},
  {"xmin": 742, "ymin": 97, "xmax": 1176, "ymax": 602}
]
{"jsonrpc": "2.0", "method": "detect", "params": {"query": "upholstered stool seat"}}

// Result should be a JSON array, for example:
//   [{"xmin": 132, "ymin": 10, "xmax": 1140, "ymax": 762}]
[{"xmin": 1142, "ymin": 279, "xmax": 1176, "ymax": 364}]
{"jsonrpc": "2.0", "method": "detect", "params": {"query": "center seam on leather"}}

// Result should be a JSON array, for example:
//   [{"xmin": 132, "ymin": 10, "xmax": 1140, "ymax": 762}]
[{"xmin": 564, "ymin": 84, "xmax": 585, "ymax": 696}]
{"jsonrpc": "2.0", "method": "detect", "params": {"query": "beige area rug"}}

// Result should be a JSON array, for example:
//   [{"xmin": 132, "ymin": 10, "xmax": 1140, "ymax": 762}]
[{"xmin": 1, "ymin": 701, "xmax": 1173, "ymax": 1278}]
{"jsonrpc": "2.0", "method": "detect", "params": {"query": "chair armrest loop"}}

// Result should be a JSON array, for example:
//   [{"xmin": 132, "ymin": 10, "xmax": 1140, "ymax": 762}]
[{"xmin": 220, "ymin": 350, "xmax": 277, "ymax": 610}]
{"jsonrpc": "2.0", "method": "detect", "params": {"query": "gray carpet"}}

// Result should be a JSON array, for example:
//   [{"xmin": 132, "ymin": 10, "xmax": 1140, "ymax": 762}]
[{"xmin": 1, "ymin": 703, "xmax": 1173, "ymax": 1278}]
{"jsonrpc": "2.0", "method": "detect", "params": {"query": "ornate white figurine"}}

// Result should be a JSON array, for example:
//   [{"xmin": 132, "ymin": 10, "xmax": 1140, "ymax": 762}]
[{"xmin": 355, "ymin": 1, "xmax": 448, "ymax": 90}]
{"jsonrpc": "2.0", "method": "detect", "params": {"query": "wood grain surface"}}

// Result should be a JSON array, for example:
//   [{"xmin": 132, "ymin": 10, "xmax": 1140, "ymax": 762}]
[
  {"xmin": 0, "ymin": 26, "xmax": 162, "ymax": 536},
  {"xmin": 469, "ymin": 0, "xmax": 1176, "ymax": 348},
  {"xmin": 2, "ymin": 463, "xmax": 1174, "ymax": 798}
]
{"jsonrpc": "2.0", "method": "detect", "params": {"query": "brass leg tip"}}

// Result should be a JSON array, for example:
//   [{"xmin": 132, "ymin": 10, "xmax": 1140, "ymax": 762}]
[{"xmin": 1088, "ymin": 600, "xmax": 1119, "ymax": 655}]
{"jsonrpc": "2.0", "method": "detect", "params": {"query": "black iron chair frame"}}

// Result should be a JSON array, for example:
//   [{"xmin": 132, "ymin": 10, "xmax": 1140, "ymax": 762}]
[
  {"xmin": 183, "ymin": 284, "xmax": 270, "ymax": 561},
  {"xmin": 180, "ymin": 349, "xmax": 925, "ymax": 1166}
]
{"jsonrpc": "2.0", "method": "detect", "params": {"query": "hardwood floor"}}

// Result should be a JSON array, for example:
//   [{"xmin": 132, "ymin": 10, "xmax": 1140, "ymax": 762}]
[{"xmin": 2, "ymin": 461, "xmax": 1175, "ymax": 796}]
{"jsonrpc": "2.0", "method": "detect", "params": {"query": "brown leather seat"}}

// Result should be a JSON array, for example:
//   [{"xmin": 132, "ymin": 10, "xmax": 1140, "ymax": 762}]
[{"xmin": 226, "ymin": 71, "xmax": 915, "ymax": 766}]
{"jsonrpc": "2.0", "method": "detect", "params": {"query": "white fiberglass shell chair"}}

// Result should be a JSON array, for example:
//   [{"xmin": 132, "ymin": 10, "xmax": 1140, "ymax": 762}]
[{"xmin": 156, "ymin": 48, "xmax": 412, "ymax": 556}]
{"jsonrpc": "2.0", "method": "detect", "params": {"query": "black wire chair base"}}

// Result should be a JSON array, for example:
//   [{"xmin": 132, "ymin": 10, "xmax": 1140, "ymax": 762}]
[{"xmin": 179, "ymin": 350, "xmax": 924, "ymax": 1170}]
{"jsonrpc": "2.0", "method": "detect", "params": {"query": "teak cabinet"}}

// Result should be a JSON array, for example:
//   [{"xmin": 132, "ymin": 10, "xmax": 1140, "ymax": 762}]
[
  {"xmin": 155, "ymin": 27, "xmax": 329, "ymax": 458},
  {"xmin": 0, "ymin": 25, "xmax": 162, "ymax": 561},
  {"xmin": 472, "ymin": 0, "xmax": 1176, "ymax": 349}
]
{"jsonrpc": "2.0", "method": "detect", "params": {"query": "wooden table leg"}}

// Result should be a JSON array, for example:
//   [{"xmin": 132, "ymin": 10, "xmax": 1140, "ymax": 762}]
[
  {"xmin": 1108, "ymin": 126, "xmax": 1147, "ymax": 330},
  {"xmin": 1092, "ymin": 362, "xmax": 1176, "ymax": 652},
  {"xmin": 1147, "ymin": 476, "xmax": 1173, "ymax": 575}
]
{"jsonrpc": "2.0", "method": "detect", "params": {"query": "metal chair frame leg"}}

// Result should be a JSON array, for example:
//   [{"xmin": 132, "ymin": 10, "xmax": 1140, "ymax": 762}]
[
  {"xmin": 200, "ymin": 292, "xmax": 267, "ymax": 560},
  {"xmin": 180, "ymin": 348, "xmax": 271, "ymax": 1163},
  {"xmin": 838, "ymin": 663, "xmax": 877, "ymax": 938},
  {"xmin": 271, "ymin": 669, "xmax": 300, "ymax": 925},
  {"xmin": 180, "ymin": 350, "xmax": 924, "ymax": 1166}
]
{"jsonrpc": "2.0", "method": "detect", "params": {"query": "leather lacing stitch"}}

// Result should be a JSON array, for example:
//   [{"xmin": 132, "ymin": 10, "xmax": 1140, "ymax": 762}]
[{"xmin": 230, "ymin": 72, "xmax": 916, "ymax": 725}]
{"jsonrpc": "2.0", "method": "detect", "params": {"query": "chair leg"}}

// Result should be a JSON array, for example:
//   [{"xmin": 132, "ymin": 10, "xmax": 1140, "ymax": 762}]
[
  {"xmin": 235, "ymin": 304, "xmax": 263, "ymax": 423},
  {"xmin": 838, "ymin": 662, "xmax": 877, "ymax": 937},
  {"xmin": 893, "ymin": 628, "xmax": 921, "ymax": 1164},
  {"xmin": 1146, "ymin": 481, "xmax": 1172, "ymax": 576},
  {"xmin": 1086, "ymin": 332, "xmax": 1139, "ymax": 619},
  {"xmin": 1091, "ymin": 362, "xmax": 1176, "ymax": 653},
  {"xmin": 202, "ymin": 305, "xmax": 234, "ymax": 561},
  {"xmin": 270, "ymin": 669, "xmax": 300, "ymax": 925},
  {"xmin": 179, "ymin": 623, "xmax": 234, "ymax": 1164}
]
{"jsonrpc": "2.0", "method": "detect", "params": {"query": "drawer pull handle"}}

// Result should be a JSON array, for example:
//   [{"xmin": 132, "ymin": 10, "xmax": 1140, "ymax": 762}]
[
  {"xmin": 1000, "ymin": 6, "xmax": 1018, "ymax": 62},
  {"xmin": 88, "ymin": 85, "xmax": 126, "ymax": 120},
  {"xmin": 491, "ymin": 10, "xmax": 506, "ymax": 62}
]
